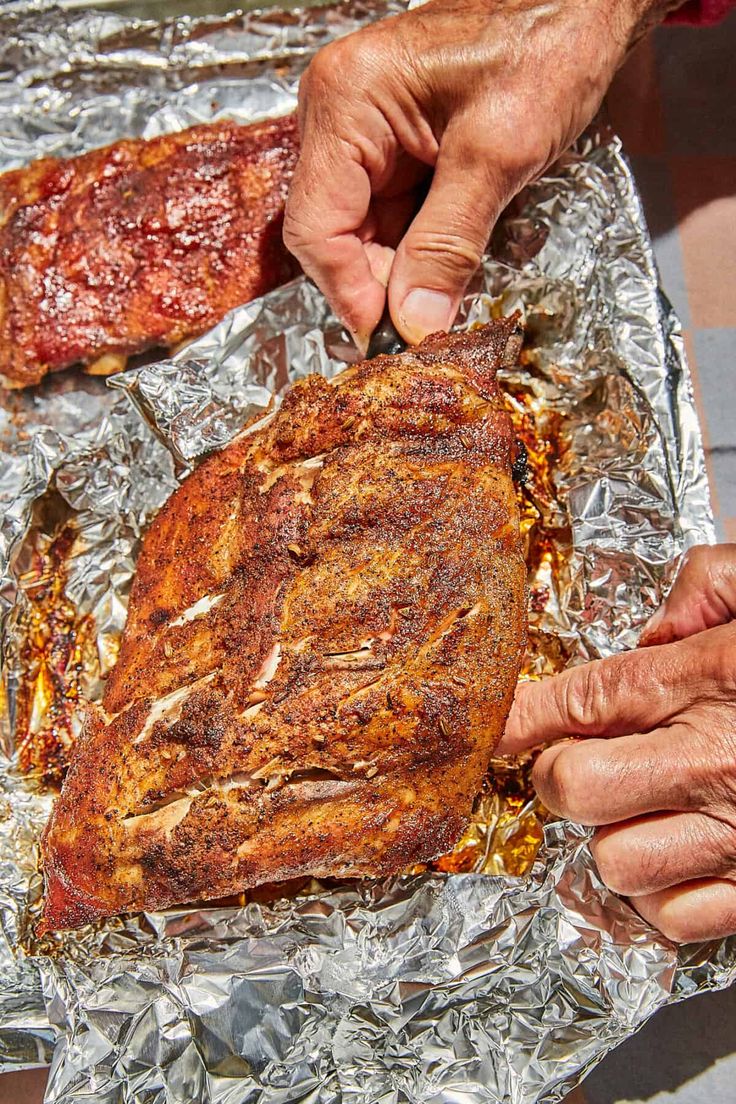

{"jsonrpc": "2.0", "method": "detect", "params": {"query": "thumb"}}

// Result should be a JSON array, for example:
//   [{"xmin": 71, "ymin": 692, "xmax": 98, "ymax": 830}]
[
  {"xmin": 388, "ymin": 133, "xmax": 511, "ymax": 344},
  {"xmin": 283, "ymin": 98, "xmax": 387, "ymax": 351},
  {"xmin": 639, "ymin": 544, "xmax": 736, "ymax": 646},
  {"xmin": 500, "ymin": 637, "xmax": 702, "ymax": 756}
]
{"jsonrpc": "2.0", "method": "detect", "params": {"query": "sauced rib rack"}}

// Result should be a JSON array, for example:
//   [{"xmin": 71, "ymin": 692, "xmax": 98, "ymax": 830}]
[
  {"xmin": 0, "ymin": 115, "xmax": 299, "ymax": 388},
  {"xmin": 41, "ymin": 319, "xmax": 528, "ymax": 931}
]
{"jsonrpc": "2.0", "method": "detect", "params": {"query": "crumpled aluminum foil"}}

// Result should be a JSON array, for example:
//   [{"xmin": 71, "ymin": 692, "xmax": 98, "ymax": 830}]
[{"xmin": 0, "ymin": 2, "xmax": 731, "ymax": 1102}]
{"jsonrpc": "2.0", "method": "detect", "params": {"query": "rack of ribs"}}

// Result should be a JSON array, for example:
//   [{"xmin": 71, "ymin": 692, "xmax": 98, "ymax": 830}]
[
  {"xmin": 40, "ymin": 318, "xmax": 528, "ymax": 931},
  {"xmin": 0, "ymin": 114, "xmax": 299, "ymax": 388}
]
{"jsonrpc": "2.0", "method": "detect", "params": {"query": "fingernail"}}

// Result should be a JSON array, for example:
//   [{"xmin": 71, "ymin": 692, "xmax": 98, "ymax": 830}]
[
  {"xmin": 399, "ymin": 289, "xmax": 455, "ymax": 344},
  {"xmin": 351, "ymin": 327, "xmax": 370, "ymax": 357},
  {"xmin": 341, "ymin": 314, "xmax": 373, "ymax": 358}
]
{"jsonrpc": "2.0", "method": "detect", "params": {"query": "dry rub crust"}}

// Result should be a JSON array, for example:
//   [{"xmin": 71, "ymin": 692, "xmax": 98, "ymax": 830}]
[
  {"xmin": 41, "ymin": 318, "xmax": 528, "ymax": 931},
  {"xmin": 0, "ymin": 115, "xmax": 299, "ymax": 388}
]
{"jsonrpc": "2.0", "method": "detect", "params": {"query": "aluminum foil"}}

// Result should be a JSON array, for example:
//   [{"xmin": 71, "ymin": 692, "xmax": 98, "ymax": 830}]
[{"xmin": 0, "ymin": 2, "xmax": 731, "ymax": 1102}]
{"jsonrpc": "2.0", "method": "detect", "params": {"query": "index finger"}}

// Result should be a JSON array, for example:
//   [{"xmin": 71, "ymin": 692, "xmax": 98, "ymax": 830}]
[{"xmin": 283, "ymin": 125, "xmax": 386, "ymax": 349}]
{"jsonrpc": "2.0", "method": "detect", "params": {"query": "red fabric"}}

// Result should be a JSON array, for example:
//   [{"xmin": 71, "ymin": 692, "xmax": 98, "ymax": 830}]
[{"xmin": 666, "ymin": 0, "xmax": 735, "ymax": 24}]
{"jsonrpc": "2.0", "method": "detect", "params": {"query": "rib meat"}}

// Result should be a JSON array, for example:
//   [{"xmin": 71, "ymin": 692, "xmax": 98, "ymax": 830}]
[
  {"xmin": 41, "ymin": 319, "xmax": 528, "ymax": 931},
  {"xmin": 0, "ymin": 115, "xmax": 299, "ymax": 388}
]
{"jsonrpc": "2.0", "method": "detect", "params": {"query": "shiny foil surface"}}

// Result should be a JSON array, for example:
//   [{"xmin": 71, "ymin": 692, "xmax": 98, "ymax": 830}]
[{"xmin": 0, "ymin": 2, "xmax": 731, "ymax": 1102}]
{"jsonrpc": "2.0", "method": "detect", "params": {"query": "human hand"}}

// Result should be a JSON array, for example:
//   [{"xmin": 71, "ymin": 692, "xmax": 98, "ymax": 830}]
[
  {"xmin": 284, "ymin": 0, "xmax": 675, "ymax": 350},
  {"xmin": 502, "ymin": 544, "xmax": 736, "ymax": 943}
]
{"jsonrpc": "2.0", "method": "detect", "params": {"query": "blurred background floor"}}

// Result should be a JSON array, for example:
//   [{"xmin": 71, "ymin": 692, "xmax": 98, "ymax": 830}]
[
  {"xmin": 607, "ymin": 8, "xmax": 736, "ymax": 543},
  {"xmin": 575, "ymin": 8, "xmax": 736, "ymax": 1104},
  {"xmin": 1, "ymin": 6, "xmax": 735, "ymax": 1104}
]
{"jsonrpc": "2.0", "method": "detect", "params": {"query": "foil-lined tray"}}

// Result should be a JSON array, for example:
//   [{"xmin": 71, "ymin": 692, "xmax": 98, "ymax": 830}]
[{"xmin": 0, "ymin": 2, "xmax": 731, "ymax": 1102}]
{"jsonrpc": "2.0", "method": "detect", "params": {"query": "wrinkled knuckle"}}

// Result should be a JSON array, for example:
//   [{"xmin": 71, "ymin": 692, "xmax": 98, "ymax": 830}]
[
  {"xmin": 306, "ymin": 42, "xmax": 345, "ymax": 88},
  {"xmin": 531, "ymin": 748, "xmax": 562, "ymax": 813},
  {"xmin": 656, "ymin": 913, "xmax": 698, "ymax": 944},
  {"xmin": 404, "ymin": 232, "xmax": 483, "ymax": 280},
  {"xmin": 561, "ymin": 665, "xmax": 611, "ymax": 735},
  {"xmin": 310, "ymin": 35, "xmax": 374, "ymax": 94},
  {"xmin": 633, "ymin": 853, "xmax": 669, "ymax": 895},
  {"xmin": 626, "ymin": 650, "xmax": 661, "ymax": 696},
  {"xmin": 682, "ymin": 544, "xmax": 713, "ymax": 576},
  {"xmin": 681, "ymin": 743, "xmax": 736, "ymax": 818},
  {"xmin": 683, "ymin": 542, "xmax": 736, "ymax": 579},
  {"xmin": 672, "ymin": 545, "xmax": 718, "ymax": 603},
  {"xmin": 666, "ymin": 734, "xmax": 714, "ymax": 806},
  {"xmin": 281, "ymin": 208, "xmax": 310, "ymax": 254},
  {"xmin": 592, "ymin": 829, "xmax": 656, "ymax": 896},
  {"xmin": 512, "ymin": 683, "xmax": 540, "ymax": 743},
  {"xmin": 605, "ymin": 837, "xmax": 670, "ymax": 896},
  {"xmin": 537, "ymin": 745, "xmax": 598, "ymax": 823},
  {"xmin": 590, "ymin": 832, "xmax": 633, "ymax": 895},
  {"xmin": 551, "ymin": 752, "xmax": 593, "ymax": 823},
  {"xmin": 706, "ymin": 634, "xmax": 736, "ymax": 691}
]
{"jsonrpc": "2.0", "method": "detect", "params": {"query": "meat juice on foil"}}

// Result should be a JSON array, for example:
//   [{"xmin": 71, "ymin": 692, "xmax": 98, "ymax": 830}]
[{"xmin": 0, "ymin": 2, "xmax": 731, "ymax": 1103}]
